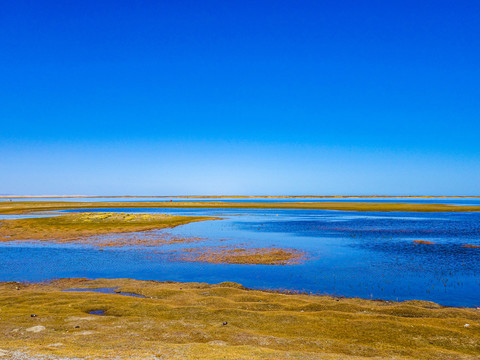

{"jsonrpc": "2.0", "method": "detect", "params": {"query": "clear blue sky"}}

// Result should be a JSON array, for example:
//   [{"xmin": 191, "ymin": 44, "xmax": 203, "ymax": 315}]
[{"xmin": 1, "ymin": 1, "xmax": 479, "ymax": 195}]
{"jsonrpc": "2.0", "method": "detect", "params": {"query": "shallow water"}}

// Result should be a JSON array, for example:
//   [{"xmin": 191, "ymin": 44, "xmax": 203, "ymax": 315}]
[
  {"xmin": 1, "ymin": 207, "xmax": 479, "ymax": 307},
  {"xmin": 88, "ymin": 310, "xmax": 106, "ymax": 316}
]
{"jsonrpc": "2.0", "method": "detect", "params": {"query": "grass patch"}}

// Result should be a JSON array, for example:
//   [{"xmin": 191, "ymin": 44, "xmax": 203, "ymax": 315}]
[
  {"xmin": 179, "ymin": 246, "xmax": 306, "ymax": 265},
  {"xmin": 0, "ymin": 212, "xmax": 218, "ymax": 243},
  {"xmin": 0, "ymin": 278, "xmax": 479, "ymax": 359},
  {"xmin": 2, "ymin": 200, "xmax": 480, "ymax": 215}
]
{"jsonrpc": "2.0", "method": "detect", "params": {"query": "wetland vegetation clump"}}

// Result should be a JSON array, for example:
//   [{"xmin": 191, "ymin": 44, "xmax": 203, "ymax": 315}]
[
  {"xmin": 0, "ymin": 212, "xmax": 218, "ymax": 243},
  {"xmin": 179, "ymin": 246, "xmax": 306, "ymax": 265},
  {"xmin": 413, "ymin": 240, "xmax": 436, "ymax": 245},
  {"xmin": 0, "ymin": 278, "xmax": 479, "ymax": 359}
]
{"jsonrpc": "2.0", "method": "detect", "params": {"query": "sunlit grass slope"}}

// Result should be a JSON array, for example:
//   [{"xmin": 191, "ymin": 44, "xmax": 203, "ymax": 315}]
[
  {"xmin": 0, "ymin": 212, "xmax": 217, "ymax": 242},
  {"xmin": 0, "ymin": 278, "xmax": 479, "ymax": 359}
]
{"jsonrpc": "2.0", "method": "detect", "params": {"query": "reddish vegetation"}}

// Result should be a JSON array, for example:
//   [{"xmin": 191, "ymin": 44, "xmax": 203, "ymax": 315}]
[
  {"xmin": 178, "ymin": 246, "xmax": 306, "ymax": 265},
  {"xmin": 413, "ymin": 240, "xmax": 436, "ymax": 245},
  {"xmin": 462, "ymin": 244, "xmax": 480, "ymax": 248},
  {"xmin": 83, "ymin": 232, "xmax": 204, "ymax": 247}
]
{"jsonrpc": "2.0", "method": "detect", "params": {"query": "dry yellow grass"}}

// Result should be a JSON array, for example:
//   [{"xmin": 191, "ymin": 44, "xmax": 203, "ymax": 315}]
[
  {"xmin": 179, "ymin": 246, "xmax": 306, "ymax": 265},
  {"xmin": 0, "ymin": 278, "xmax": 479, "ymax": 359},
  {"xmin": 0, "ymin": 212, "xmax": 218, "ymax": 243},
  {"xmin": 2, "ymin": 200, "xmax": 480, "ymax": 215},
  {"xmin": 2, "ymin": 195, "xmax": 479, "ymax": 199}
]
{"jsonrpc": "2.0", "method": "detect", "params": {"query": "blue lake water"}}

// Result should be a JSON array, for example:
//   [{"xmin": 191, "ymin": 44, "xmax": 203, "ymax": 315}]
[{"xmin": 1, "ymin": 206, "xmax": 480, "ymax": 307}]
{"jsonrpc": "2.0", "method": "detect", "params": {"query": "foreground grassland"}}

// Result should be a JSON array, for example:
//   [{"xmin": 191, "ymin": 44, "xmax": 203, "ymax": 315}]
[
  {"xmin": 0, "ymin": 212, "xmax": 216, "ymax": 243},
  {"xmin": 2, "ymin": 200, "xmax": 480, "ymax": 215},
  {"xmin": 0, "ymin": 279, "xmax": 479, "ymax": 359}
]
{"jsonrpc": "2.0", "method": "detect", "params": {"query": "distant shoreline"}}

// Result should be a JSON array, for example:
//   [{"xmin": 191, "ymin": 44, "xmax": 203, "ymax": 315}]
[
  {"xmin": 1, "ymin": 194, "xmax": 480, "ymax": 199},
  {"xmin": 2, "ymin": 200, "xmax": 480, "ymax": 214}
]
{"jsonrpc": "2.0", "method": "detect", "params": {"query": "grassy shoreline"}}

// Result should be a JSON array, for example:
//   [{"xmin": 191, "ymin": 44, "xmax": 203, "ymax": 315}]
[
  {"xmin": 0, "ymin": 212, "xmax": 218, "ymax": 243},
  {"xmin": 2, "ymin": 200, "xmax": 480, "ymax": 215},
  {"xmin": 0, "ymin": 278, "xmax": 479, "ymax": 359},
  {"xmin": 2, "ymin": 195, "xmax": 480, "ymax": 199}
]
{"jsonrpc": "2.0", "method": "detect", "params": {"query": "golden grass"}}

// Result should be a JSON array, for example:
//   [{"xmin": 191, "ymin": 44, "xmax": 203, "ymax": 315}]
[
  {"xmin": 179, "ymin": 247, "xmax": 306, "ymax": 265},
  {"xmin": 2, "ymin": 200, "xmax": 480, "ymax": 215},
  {"xmin": 0, "ymin": 212, "xmax": 218, "ymax": 243},
  {"xmin": 0, "ymin": 278, "xmax": 479, "ymax": 359},
  {"xmin": 2, "ymin": 195, "xmax": 479, "ymax": 199}
]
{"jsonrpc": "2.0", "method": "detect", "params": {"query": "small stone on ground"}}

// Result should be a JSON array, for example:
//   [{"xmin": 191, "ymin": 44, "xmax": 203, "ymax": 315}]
[{"xmin": 26, "ymin": 325, "xmax": 46, "ymax": 333}]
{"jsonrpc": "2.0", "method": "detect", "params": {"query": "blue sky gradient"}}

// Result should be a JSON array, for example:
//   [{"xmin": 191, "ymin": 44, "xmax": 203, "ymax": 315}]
[{"xmin": 1, "ymin": 1, "xmax": 479, "ymax": 195}]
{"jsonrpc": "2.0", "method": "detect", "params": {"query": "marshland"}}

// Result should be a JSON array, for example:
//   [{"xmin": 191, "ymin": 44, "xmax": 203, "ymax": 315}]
[
  {"xmin": 4, "ymin": 0, "xmax": 480, "ymax": 358},
  {"xmin": 0, "ymin": 197, "xmax": 479, "ymax": 359}
]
